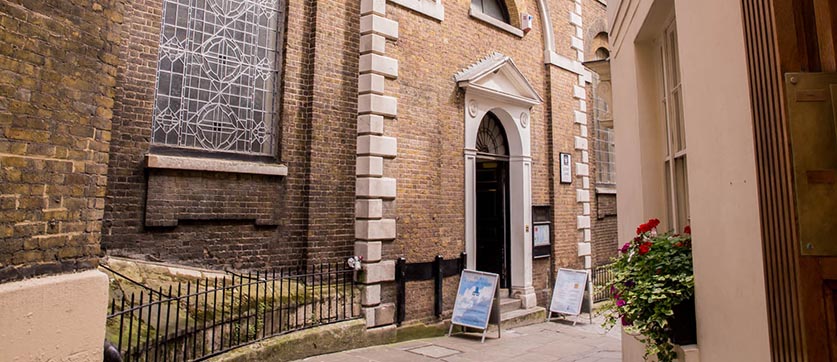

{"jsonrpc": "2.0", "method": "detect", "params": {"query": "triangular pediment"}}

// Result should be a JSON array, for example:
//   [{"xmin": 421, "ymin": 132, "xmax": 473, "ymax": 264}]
[{"xmin": 454, "ymin": 53, "xmax": 543, "ymax": 106}]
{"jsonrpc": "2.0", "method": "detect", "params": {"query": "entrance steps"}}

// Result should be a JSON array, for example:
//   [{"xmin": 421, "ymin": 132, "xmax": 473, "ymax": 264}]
[{"xmin": 498, "ymin": 296, "xmax": 546, "ymax": 330}]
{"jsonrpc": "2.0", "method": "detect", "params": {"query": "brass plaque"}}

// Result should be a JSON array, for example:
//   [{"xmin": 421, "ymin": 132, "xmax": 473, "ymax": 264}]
[
  {"xmin": 797, "ymin": 89, "xmax": 828, "ymax": 102},
  {"xmin": 785, "ymin": 73, "xmax": 837, "ymax": 255}
]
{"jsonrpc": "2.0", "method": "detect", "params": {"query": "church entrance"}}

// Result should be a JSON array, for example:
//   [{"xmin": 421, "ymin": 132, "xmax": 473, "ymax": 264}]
[{"xmin": 474, "ymin": 112, "xmax": 511, "ymax": 289}]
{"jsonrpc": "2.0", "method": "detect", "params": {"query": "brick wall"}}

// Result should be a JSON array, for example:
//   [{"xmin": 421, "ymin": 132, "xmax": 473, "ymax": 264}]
[
  {"xmin": 592, "ymin": 193, "xmax": 618, "ymax": 266},
  {"xmin": 0, "ymin": 0, "xmax": 120, "ymax": 282},
  {"xmin": 102, "ymin": 0, "xmax": 359, "ymax": 270},
  {"xmin": 382, "ymin": 0, "xmax": 601, "ymax": 320}
]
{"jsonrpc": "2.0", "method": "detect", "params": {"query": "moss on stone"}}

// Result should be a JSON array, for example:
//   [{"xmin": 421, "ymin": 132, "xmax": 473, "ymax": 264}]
[{"xmin": 394, "ymin": 321, "xmax": 449, "ymax": 342}]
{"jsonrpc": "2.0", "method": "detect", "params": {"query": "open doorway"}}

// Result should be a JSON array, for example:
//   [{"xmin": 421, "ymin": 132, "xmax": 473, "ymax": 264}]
[{"xmin": 474, "ymin": 112, "xmax": 511, "ymax": 289}]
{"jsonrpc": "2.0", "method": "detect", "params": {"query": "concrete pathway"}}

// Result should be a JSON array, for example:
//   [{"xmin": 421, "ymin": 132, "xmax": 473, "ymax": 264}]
[{"xmin": 300, "ymin": 316, "xmax": 621, "ymax": 362}]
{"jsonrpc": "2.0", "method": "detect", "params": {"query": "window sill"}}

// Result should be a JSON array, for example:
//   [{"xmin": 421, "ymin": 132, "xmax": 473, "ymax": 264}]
[
  {"xmin": 146, "ymin": 154, "xmax": 288, "ymax": 176},
  {"xmin": 469, "ymin": 9, "xmax": 524, "ymax": 38},
  {"xmin": 596, "ymin": 186, "xmax": 617, "ymax": 195}
]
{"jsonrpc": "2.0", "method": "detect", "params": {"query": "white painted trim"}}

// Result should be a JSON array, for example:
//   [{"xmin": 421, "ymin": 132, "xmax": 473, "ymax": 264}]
[
  {"xmin": 460, "ymin": 84, "xmax": 541, "ymax": 107},
  {"xmin": 469, "ymin": 7, "xmax": 524, "ymax": 38},
  {"xmin": 145, "ymin": 154, "xmax": 288, "ymax": 176},
  {"xmin": 547, "ymin": 52, "xmax": 593, "ymax": 82},
  {"xmin": 462, "ymin": 82, "xmax": 535, "ymax": 307},
  {"xmin": 535, "ymin": 0, "xmax": 555, "ymax": 59}
]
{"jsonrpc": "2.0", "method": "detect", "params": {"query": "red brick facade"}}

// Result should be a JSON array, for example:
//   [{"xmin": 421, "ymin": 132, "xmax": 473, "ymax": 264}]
[
  {"xmin": 0, "ymin": 0, "xmax": 613, "ymax": 325},
  {"xmin": 102, "ymin": 0, "xmax": 361, "ymax": 269}
]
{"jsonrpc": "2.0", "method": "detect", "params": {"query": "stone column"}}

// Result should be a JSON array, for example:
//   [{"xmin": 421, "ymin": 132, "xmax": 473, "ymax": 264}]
[{"xmin": 509, "ymin": 156, "xmax": 537, "ymax": 308}]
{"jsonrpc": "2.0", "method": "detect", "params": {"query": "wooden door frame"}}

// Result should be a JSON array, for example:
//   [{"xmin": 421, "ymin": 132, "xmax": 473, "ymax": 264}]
[{"xmin": 743, "ymin": 0, "xmax": 837, "ymax": 359}]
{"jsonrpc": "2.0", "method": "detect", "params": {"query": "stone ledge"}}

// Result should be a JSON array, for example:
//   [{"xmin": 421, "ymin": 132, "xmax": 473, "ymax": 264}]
[
  {"xmin": 0, "ymin": 270, "xmax": 108, "ymax": 362},
  {"xmin": 146, "ymin": 154, "xmax": 288, "ymax": 176},
  {"xmin": 469, "ymin": 8, "xmax": 524, "ymax": 37}
]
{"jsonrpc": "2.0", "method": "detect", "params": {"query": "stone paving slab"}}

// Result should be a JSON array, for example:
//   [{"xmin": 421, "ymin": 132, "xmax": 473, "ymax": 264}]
[{"xmin": 300, "ymin": 316, "xmax": 621, "ymax": 362}]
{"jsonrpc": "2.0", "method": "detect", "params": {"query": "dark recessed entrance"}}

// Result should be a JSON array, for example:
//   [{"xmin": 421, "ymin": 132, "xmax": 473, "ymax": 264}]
[{"xmin": 475, "ymin": 112, "xmax": 511, "ymax": 289}]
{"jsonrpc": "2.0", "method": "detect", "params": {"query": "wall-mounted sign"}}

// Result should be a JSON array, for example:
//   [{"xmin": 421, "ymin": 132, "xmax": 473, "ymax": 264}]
[
  {"xmin": 532, "ymin": 206, "xmax": 551, "ymax": 258},
  {"xmin": 533, "ymin": 224, "xmax": 550, "ymax": 247},
  {"xmin": 560, "ymin": 153, "xmax": 572, "ymax": 184}
]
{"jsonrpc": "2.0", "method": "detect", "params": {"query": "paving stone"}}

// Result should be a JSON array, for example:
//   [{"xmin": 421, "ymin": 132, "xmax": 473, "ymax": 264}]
[
  {"xmin": 303, "ymin": 316, "xmax": 621, "ymax": 362},
  {"xmin": 407, "ymin": 345, "xmax": 462, "ymax": 358}
]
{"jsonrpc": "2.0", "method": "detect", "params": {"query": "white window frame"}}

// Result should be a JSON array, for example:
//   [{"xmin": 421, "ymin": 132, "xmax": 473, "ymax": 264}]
[
  {"xmin": 658, "ymin": 19, "xmax": 690, "ymax": 232},
  {"xmin": 594, "ymin": 74, "xmax": 616, "ymax": 188}
]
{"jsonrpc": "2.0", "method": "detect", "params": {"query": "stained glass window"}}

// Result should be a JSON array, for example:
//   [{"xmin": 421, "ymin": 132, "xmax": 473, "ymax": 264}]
[{"xmin": 152, "ymin": 0, "xmax": 283, "ymax": 156}]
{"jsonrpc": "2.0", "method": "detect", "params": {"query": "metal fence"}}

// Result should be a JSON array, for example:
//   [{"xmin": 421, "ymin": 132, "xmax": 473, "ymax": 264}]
[
  {"xmin": 592, "ymin": 263, "xmax": 615, "ymax": 302},
  {"xmin": 105, "ymin": 263, "xmax": 359, "ymax": 361}
]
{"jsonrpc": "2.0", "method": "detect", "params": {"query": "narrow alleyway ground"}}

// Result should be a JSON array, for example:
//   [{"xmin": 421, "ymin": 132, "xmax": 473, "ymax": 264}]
[{"xmin": 300, "ymin": 316, "xmax": 621, "ymax": 362}]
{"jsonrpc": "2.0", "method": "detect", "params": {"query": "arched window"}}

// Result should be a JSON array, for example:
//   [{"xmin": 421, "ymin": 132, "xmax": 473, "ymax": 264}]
[
  {"xmin": 476, "ymin": 112, "xmax": 509, "ymax": 156},
  {"xmin": 471, "ymin": 0, "xmax": 510, "ymax": 24},
  {"xmin": 592, "ymin": 32, "xmax": 610, "ymax": 60}
]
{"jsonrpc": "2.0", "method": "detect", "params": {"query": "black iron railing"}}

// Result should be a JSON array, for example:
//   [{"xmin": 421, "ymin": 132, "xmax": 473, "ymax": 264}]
[
  {"xmin": 592, "ymin": 262, "xmax": 615, "ymax": 302},
  {"xmin": 105, "ymin": 263, "xmax": 359, "ymax": 361}
]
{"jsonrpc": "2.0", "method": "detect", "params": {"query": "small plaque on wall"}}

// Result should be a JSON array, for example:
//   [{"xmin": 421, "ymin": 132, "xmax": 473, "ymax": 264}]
[{"xmin": 560, "ymin": 153, "xmax": 572, "ymax": 184}]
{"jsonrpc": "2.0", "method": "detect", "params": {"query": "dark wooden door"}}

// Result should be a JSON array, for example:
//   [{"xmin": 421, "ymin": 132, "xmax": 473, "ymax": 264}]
[{"xmin": 476, "ymin": 160, "xmax": 510, "ymax": 288}]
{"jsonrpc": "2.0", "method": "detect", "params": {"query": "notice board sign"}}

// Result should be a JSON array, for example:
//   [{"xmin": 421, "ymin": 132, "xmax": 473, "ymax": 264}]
[
  {"xmin": 549, "ymin": 268, "xmax": 589, "ymax": 316},
  {"xmin": 451, "ymin": 269, "xmax": 499, "ymax": 329}
]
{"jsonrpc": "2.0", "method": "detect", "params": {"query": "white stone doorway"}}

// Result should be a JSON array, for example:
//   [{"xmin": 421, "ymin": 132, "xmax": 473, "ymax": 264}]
[
  {"xmin": 456, "ymin": 53, "xmax": 542, "ymax": 307},
  {"xmin": 474, "ymin": 112, "xmax": 511, "ymax": 288}
]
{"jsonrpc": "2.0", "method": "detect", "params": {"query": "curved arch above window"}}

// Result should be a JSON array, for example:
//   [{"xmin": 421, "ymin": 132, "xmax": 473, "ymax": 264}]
[{"xmin": 476, "ymin": 112, "xmax": 509, "ymax": 157}]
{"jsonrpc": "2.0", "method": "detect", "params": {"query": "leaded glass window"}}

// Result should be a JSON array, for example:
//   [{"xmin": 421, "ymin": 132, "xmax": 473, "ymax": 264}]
[
  {"xmin": 152, "ymin": 0, "xmax": 283, "ymax": 156},
  {"xmin": 476, "ymin": 112, "xmax": 509, "ymax": 156}
]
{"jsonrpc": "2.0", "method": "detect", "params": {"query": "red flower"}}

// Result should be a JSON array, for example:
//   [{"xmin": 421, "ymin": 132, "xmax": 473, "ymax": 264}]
[
  {"xmin": 638, "ymin": 242, "xmax": 652, "ymax": 255},
  {"xmin": 684, "ymin": 225, "xmax": 691, "ymax": 234},
  {"xmin": 675, "ymin": 242, "xmax": 683, "ymax": 247},
  {"xmin": 635, "ymin": 218, "xmax": 662, "ymax": 235}
]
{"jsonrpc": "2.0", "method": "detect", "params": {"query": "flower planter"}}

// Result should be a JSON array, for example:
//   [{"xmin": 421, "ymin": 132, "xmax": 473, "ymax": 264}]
[
  {"xmin": 667, "ymin": 295, "xmax": 697, "ymax": 346},
  {"xmin": 600, "ymin": 219, "xmax": 695, "ymax": 362}
]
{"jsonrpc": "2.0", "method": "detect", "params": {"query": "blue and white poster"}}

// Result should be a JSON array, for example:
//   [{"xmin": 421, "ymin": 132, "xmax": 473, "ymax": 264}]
[{"xmin": 451, "ymin": 269, "xmax": 499, "ymax": 329}]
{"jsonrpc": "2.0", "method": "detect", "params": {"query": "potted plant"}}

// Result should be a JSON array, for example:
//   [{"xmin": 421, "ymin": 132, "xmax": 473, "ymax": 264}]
[{"xmin": 600, "ymin": 218, "xmax": 695, "ymax": 362}]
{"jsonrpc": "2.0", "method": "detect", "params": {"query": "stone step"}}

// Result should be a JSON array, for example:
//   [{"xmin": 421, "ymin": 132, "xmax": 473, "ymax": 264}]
[
  {"xmin": 499, "ymin": 298, "xmax": 522, "ymax": 314},
  {"xmin": 500, "ymin": 306, "xmax": 546, "ymax": 330}
]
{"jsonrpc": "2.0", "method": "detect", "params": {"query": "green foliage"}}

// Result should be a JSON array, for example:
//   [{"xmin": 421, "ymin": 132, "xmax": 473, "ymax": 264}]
[{"xmin": 599, "ymin": 220, "xmax": 694, "ymax": 362}]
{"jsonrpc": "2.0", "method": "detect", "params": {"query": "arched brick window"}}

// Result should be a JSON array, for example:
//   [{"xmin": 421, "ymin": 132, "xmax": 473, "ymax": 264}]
[{"xmin": 471, "ymin": 0, "xmax": 510, "ymax": 24}]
